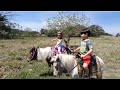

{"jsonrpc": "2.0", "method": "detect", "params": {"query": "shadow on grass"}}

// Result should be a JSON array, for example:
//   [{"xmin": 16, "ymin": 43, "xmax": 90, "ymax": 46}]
[{"xmin": 39, "ymin": 72, "xmax": 53, "ymax": 76}]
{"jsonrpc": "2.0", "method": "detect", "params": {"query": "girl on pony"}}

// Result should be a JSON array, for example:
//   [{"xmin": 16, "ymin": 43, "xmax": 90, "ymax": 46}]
[{"xmin": 51, "ymin": 31, "xmax": 65, "ymax": 54}]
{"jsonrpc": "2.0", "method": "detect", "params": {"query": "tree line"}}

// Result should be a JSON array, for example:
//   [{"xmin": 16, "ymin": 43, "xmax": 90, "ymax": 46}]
[
  {"xmin": 0, "ymin": 11, "xmax": 113, "ymax": 39},
  {"xmin": 0, "ymin": 12, "xmax": 40, "ymax": 39},
  {"xmin": 41, "ymin": 12, "xmax": 112, "ymax": 37},
  {"xmin": 40, "ymin": 24, "xmax": 112, "ymax": 37}
]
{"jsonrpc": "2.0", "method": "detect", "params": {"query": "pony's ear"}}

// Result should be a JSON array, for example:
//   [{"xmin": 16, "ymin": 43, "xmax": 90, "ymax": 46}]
[
  {"xmin": 50, "ymin": 56, "xmax": 56, "ymax": 62},
  {"xmin": 51, "ymin": 55, "xmax": 59, "ymax": 62},
  {"xmin": 50, "ymin": 59, "xmax": 54, "ymax": 62}
]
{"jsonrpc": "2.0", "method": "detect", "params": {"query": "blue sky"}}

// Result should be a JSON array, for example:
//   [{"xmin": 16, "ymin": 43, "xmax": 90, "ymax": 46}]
[{"xmin": 10, "ymin": 11, "xmax": 120, "ymax": 35}]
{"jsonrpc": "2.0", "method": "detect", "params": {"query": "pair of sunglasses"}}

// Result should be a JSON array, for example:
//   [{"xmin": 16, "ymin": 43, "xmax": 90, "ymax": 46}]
[{"xmin": 80, "ymin": 32, "xmax": 87, "ymax": 35}]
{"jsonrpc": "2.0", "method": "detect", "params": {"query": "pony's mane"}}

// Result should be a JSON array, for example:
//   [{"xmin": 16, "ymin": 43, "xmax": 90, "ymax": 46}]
[{"xmin": 58, "ymin": 54, "xmax": 77, "ymax": 71}]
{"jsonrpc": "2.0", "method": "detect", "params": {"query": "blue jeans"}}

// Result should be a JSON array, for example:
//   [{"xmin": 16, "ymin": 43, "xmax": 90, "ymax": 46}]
[{"xmin": 58, "ymin": 46, "xmax": 62, "ymax": 54}]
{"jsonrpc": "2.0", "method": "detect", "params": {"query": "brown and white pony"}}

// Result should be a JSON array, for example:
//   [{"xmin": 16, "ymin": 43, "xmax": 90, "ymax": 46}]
[
  {"xmin": 50, "ymin": 54, "xmax": 105, "ymax": 79},
  {"xmin": 29, "ymin": 46, "xmax": 71, "ymax": 73}
]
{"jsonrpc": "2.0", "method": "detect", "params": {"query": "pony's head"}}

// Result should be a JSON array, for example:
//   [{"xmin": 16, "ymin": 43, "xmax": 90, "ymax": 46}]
[
  {"xmin": 29, "ymin": 46, "xmax": 37, "ymax": 60},
  {"xmin": 51, "ymin": 55, "xmax": 63, "ymax": 76}
]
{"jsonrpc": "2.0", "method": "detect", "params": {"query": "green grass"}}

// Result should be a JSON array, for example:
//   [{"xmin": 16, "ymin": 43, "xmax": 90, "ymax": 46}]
[{"xmin": 0, "ymin": 36, "xmax": 120, "ymax": 79}]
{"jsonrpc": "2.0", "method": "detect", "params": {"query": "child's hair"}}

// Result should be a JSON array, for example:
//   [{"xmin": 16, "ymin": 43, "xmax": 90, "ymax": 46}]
[
  {"xmin": 57, "ymin": 31, "xmax": 62, "ymax": 39},
  {"xmin": 80, "ymin": 28, "xmax": 91, "ymax": 36}
]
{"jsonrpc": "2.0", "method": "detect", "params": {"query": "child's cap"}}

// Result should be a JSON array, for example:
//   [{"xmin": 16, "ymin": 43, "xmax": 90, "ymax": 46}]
[{"xmin": 80, "ymin": 28, "xmax": 91, "ymax": 36}]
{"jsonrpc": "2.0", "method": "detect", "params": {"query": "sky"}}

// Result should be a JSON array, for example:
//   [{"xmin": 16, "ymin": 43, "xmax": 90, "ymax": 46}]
[{"xmin": 10, "ymin": 11, "xmax": 120, "ymax": 35}]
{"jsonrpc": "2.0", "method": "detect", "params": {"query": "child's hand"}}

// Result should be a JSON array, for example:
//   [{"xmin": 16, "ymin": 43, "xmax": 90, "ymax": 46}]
[
  {"xmin": 73, "ymin": 56, "xmax": 76, "ymax": 59},
  {"xmin": 80, "ymin": 54, "xmax": 86, "ymax": 58}
]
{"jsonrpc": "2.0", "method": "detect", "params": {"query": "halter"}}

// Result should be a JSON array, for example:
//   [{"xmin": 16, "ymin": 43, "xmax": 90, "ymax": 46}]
[{"xmin": 30, "ymin": 47, "xmax": 37, "ymax": 60}]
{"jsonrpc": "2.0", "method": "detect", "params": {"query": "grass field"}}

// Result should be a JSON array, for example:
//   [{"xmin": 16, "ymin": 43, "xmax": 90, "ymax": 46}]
[{"xmin": 0, "ymin": 36, "xmax": 120, "ymax": 79}]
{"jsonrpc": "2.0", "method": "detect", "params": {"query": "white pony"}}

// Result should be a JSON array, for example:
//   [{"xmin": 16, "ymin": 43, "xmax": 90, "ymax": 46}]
[
  {"xmin": 29, "ymin": 46, "xmax": 68, "ymax": 73},
  {"xmin": 51, "ymin": 54, "xmax": 80, "ymax": 78},
  {"xmin": 51, "ymin": 54, "xmax": 105, "ymax": 79},
  {"xmin": 37, "ymin": 47, "xmax": 53, "ymax": 61}
]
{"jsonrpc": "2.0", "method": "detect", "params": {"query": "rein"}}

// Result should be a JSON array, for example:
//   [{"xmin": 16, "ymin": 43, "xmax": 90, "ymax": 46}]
[
  {"xmin": 68, "ymin": 55, "xmax": 83, "ymax": 73},
  {"xmin": 68, "ymin": 63, "xmax": 79, "ymax": 73}
]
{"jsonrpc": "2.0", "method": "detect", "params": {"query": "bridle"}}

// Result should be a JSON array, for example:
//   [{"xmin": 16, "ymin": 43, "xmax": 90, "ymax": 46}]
[
  {"xmin": 30, "ymin": 47, "xmax": 37, "ymax": 60},
  {"xmin": 54, "ymin": 53, "xmax": 83, "ymax": 74},
  {"xmin": 68, "ymin": 58, "xmax": 83, "ymax": 73}
]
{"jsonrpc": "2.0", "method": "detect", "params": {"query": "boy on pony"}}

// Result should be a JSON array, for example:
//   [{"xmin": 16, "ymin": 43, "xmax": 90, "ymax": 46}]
[{"xmin": 74, "ymin": 29, "xmax": 93, "ymax": 79}]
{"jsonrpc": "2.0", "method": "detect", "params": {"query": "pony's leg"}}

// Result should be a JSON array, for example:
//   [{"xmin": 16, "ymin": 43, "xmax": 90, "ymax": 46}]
[
  {"xmin": 77, "ymin": 64, "xmax": 82, "ymax": 79},
  {"xmin": 96, "ymin": 60, "xmax": 103, "ymax": 79},
  {"xmin": 97, "ymin": 71, "xmax": 103, "ymax": 79},
  {"xmin": 46, "ymin": 57, "xmax": 52, "ymax": 75},
  {"xmin": 77, "ymin": 63, "xmax": 84, "ymax": 79},
  {"xmin": 48, "ymin": 66, "xmax": 51, "ymax": 73},
  {"xmin": 79, "ymin": 69, "xmax": 83, "ymax": 79}
]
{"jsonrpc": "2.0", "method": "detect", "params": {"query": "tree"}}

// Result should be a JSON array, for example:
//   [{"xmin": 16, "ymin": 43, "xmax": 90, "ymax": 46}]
[
  {"xmin": 45, "ymin": 12, "xmax": 91, "ymax": 46},
  {"xmin": 42, "ymin": 12, "xmax": 110, "ymax": 38},
  {"xmin": 0, "ymin": 11, "xmax": 17, "ymax": 39},
  {"xmin": 46, "ymin": 12, "xmax": 90, "ymax": 34},
  {"xmin": 116, "ymin": 33, "xmax": 120, "ymax": 37},
  {"xmin": 0, "ymin": 12, "xmax": 12, "ymax": 39},
  {"xmin": 88, "ymin": 25, "xmax": 105, "ymax": 37},
  {"xmin": 46, "ymin": 12, "xmax": 90, "ymax": 38}
]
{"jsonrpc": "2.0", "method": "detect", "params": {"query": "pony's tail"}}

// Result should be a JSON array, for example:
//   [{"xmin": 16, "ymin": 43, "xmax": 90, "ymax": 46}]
[{"xmin": 96, "ymin": 56, "xmax": 106, "ymax": 71}]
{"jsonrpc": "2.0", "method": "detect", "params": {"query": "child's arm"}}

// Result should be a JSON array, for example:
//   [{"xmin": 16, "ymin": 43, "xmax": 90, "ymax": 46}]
[
  {"xmin": 51, "ymin": 38, "xmax": 57, "ymax": 42},
  {"xmin": 55, "ymin": 41, "xmax": 59, "ymax": 47},
  {"xmin": 85, "ymin": 40, "xmax": 93, "ymax": 56},
  {"xmin": 73, "ymin": 47, "xmax": 80, "ymax": 58},
  {"xmin": 51, "ymin": 38, "xmax": 58, "ymax": 47},
  {"xmin": 74, "ymin": 47, "xmax": 80, "ymax": 53},
  {"xmin": 84, "ymin": 49, "xmax": 93, "ymax": 56}
]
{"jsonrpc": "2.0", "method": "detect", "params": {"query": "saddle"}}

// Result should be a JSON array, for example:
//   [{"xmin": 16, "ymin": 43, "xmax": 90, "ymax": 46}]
[
  {"xmin": 90, "ymin": 55, "xmax": 97, "ymax": 67},
  {"xmin": 76, "ymin": 53, "xmax": 97, "ymax": 66},
  {"xmin": 89, "ymin": 55, "xmax": 97, "ymax": 74},
  {"xmin": 76, "ymin": 54, "xmax": 97, "ymax": 78}
]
